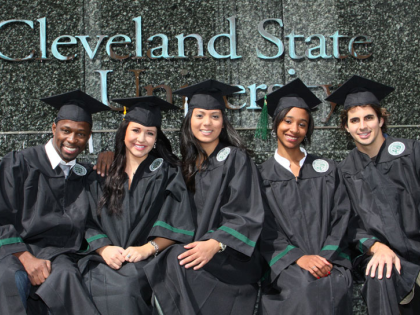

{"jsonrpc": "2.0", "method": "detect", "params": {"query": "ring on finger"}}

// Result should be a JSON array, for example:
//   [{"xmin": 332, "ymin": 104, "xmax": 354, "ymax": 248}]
[
  {"xmin": 312, "ymin": 266, "xmax": 317, "ymax": 270},
  {"xmin": 127, "ymin": 254, "xmax": 131, "ymax": 259}
]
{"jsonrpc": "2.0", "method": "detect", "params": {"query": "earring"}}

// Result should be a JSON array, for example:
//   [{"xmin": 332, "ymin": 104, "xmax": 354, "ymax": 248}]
[
  {"xmin": 153, "ymin": 142, "xmax": 156, "ymax": 149},
  {"xmin": 271, "ymin": 130, "xmax": 276, "ymax": 138},
  {"xmin": 303, "ymin": 136, "xmax": 308, "ymax": 144}
]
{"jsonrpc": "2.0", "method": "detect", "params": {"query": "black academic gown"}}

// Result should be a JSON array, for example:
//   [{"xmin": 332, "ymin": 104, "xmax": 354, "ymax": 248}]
[
  {"xmin": 340, "ymin": 136, "xmax": 420, "ymax": 315},
  {"xmin": 78, "ymin": 154, "xmax": 194, "ymax": 315},
  {"xmin": 144, "ymin": 143, "xmax": 265, "ymax": 315},
  {"xmin": 0, "ymin": 145, "xmax": 99, "ymax": 315},
  {"xmin": 259, "ymin": 154, "xmax": 353, "ymax": 315}
]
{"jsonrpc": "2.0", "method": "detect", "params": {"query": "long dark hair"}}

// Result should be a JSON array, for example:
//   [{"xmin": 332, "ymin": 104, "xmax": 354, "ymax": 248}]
[
  {"xmin": 180, "ymin": 109, "xmax": 250, "ymax": 191},
  {"xmin": 98, "ymin": 120, "xmax": 179, "ymax": 216},
  {"xmin": 272, "ymin": 107, "xmax": 315, "ymax": 146}
]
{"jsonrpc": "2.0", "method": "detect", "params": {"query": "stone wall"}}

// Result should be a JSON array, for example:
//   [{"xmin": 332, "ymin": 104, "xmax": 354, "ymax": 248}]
[
  {"xmin": 1, "ymin": 1, "xmax": 419, "ymax": 313},
  {"xmin": 1, "ymin": 0, "xmax": 418, "ymax": 163}
]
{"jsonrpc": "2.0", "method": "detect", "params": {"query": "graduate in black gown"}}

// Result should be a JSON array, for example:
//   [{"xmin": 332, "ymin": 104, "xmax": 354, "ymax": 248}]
[
  {"xmin": 78, "ymin": 96, "xmax": 195, "ymax": 315},
  {"xmin": 143, "ymin": 80, "xmax": 265, "ymax": 315},
  {"xmin": 326, "ymin": 75, "xmax": 420, "ymax": 315},
  {"xmin": 0, "ymin": 90, "xmax": 109, "ymax": 315},
  {"xmin": 256, "ymin": 79, "xmax": 353, "ymax": 315}
]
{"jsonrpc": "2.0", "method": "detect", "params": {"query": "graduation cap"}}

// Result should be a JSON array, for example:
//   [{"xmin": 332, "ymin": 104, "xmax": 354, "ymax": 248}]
[
  {"xmin": 173, "ymin": 79, "xmax": 241, "ymax": 111},
  {"xmin": 325, "ymin": 75, "xmax": 394, "ymax": 109},
  {"xmin": 254, "ymin": 78, "xmax": 321, "ymax": 140},
  {"xmin": 41, "ymin": 90, "xmax": 110, "ymax": 125},
  {"xmin": 111, "ymin": 96, "xmax": 178, "ymax": 127}
]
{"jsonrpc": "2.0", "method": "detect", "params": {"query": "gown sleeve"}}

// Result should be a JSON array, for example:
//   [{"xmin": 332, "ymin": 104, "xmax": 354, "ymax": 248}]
[
  {"xmin": 148, "ymin": 165, "xmax": 195, "ymax": 244},
  {"xmin": 200, "ymin": 151, "xmax": 264, "ymax": 257},
  {"xmin": 0, "ymin": 152, "xmax": 29, "ymax": 259},
  {"xmin": 319, "ymin": 165, "xmax": 352, "ymax": 268},
  {"xmin": 80, "ymin": 172, "xmax": 112, "ymax": 254},
  {"xmin": 259, "ymin": 196, "xmax": 306, "ymax": 282}
]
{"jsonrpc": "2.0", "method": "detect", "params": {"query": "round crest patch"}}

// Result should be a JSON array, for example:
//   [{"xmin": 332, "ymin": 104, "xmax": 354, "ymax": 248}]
[
  {"xmin": 388, "ymin": 141, "xmax": 405, "ymax": 156},
  {"xmin": 312, "ymin": 159, "xmax": 329, "ymax": 173},
  {"xmin": 149, "ymin": 158, "xmax": 163, "ymax": 172},
  {"xmin": 73, "ymin": 164, "xmax": 87, "ymax": 176},
  {"xmin": 216, "ymin": 147, "xmax": 231, "ymax": 162}
]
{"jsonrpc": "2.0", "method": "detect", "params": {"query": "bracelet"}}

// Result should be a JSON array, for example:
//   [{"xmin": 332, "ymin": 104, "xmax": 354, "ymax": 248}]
[
  {"xmin": 218, "ymin": 242, "xmax": 227, "ymax": 253},
  {"xmin": 149, "ymin": 240, "xmax": 159, "ymax": 257}
]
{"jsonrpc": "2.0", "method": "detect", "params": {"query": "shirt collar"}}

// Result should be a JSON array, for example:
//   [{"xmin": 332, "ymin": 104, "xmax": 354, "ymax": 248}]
[
  {"xmin": 45, "ymin": 139, "xmax": 76, "ymax": 170},
  {"xmin": 274, "ymin": 147, "xmax": 307, "ymax": 173}
]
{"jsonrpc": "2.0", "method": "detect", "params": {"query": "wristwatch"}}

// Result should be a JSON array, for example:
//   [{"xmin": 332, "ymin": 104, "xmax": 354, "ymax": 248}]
[
  {"xmin": 149, "ymin": 240, "xmax": 159, "ymax": 257},
  {"xmin": 218, "ymin": 242, "xmax": 227, "ymax": 253}
]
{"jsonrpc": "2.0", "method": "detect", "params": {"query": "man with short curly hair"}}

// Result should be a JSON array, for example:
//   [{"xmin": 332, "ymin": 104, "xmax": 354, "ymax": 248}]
[{"xmin": 327, "ymin": 75, "xmax": 420, "ymax": 315}]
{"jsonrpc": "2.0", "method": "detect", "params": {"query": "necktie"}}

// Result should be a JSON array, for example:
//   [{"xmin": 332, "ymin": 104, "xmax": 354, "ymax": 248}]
[{"xmin": 59, "ymin": 164, "xmax": 71, "ymax": 178}]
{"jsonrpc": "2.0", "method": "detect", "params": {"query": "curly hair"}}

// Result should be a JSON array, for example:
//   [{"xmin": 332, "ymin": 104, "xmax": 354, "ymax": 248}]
[
  {"xmin": 340, "ymin": 105, "xmax": 390, "ymax": 133},
  {"xmin": 98, "ymin": 120, "xmax": 179, "ymax": 216}
]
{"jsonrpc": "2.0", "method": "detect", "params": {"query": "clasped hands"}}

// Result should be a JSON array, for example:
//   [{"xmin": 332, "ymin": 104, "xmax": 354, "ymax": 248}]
[
  {"xmin": 296, "ymin": 255, "xmax": 333, "ymax": 279},
  {"xmin": 97, "ymin": 244, "xmax": 155, "ymax": 270}
]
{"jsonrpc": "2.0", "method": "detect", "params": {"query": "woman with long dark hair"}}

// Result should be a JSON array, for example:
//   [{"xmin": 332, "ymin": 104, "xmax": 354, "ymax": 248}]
[
  {"xmin": 257, "ymin": 79, "xmax": 353, "ymax": 314},
  {"xmin": 144, "ymin": 80, "xmax": 265, "ymax": 315},
  {"xmin": 78, "ymin": 96, "xmax": 194, "ymax": 315}
]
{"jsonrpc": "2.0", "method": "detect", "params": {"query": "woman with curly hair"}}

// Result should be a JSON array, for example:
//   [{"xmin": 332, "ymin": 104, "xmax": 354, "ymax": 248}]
[{"xmin": 79, "ymin": 96, "xmax": 194, "ymax": 315}]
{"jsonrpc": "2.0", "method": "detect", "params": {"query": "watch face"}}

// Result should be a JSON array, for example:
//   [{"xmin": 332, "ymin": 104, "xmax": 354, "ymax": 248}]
[{"xmin": 219, "ymin": 242, "xmax": 227, "ymax": 252}]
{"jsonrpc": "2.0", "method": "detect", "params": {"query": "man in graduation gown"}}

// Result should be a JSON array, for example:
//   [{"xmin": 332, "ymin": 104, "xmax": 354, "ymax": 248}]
[
  {"xmin": 326, "ymin": 75, "xmax": 420, "ymax": 315},
  {"xmin": 0, "ymin": 90, "xmax": 109, "ymax": 315}
]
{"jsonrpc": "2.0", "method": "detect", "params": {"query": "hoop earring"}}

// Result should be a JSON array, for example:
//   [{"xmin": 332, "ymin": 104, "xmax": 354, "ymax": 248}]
[{"xmin": 271, "ymin": 130, "xmax": 277, "ymax": 138}]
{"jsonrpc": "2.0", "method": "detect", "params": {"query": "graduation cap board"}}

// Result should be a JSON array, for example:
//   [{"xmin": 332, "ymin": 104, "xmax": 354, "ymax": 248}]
[
  {"xmin": 325, "ymin": 75, "xmax": 394, "ymax": 109},
  {"xmin": 41, "ymin": 90, "xmax": 110, "ymax": 153},
  {"xmin": 173, "ymin": 79, "xmax": 242, "ymax": 112},
  {"xmin": 112, "ymin": 96, "xmax": 178, "ymax": 127},
  {"xmin": 254, "ymin": 78, "xmax": 322, "ymax": 140},
  {"xmin": 41, "ymin": 90, "xmax": 110, "ymax": 125}
]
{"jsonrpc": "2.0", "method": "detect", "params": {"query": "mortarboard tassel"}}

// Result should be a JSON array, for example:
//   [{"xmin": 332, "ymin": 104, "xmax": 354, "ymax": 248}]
[
  {"xmin": 254, "ymin": 95, "xmax": 269, "ymax": 140},
  {"xmin": 123, "ymin": 106, "xmax": 126, "ymax": 120},
  {"xmin": 183, "ymin": 96, "xmax": 189, "ymax": 117},
  {"xmin": 88, "ymin": 136, "xmax": 94, "ymax": 153}
]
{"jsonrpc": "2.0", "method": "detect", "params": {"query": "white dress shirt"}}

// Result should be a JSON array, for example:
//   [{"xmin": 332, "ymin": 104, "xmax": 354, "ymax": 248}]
[
  {"xmin": 45, "ymin": 139, "xmax": 76, "ymax": 175},
  {"xmin": 274, "ymin": 147, "xmax": 307, "ymax": 174}
]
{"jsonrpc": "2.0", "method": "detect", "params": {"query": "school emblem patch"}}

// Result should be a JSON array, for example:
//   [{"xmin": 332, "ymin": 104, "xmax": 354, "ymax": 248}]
[
  {"xmin": 150, "ymin": 158, "xmax": 163, "ymax": 172},
  {"xmin": 73, "ymin": 164, "xmax": 87, "ymax": 176},
  {"xmin": 216, "ymin": 147, "xmax": 231, "ymax": 162},
  {"xmin": 312, "ymin": 159, "xmax": 329, "ymax": 173},
  {"xmin": 388, "ymin": 141, "xmax": 405, "ymax": 156}
]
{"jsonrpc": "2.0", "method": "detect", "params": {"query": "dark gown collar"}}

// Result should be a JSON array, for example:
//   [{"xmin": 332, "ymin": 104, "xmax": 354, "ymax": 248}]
[
  {"xmin": 205, "ymin": 142, "xmax": 232, "ymax": 171},
  {"xmin": 260, "ymin": 153, "xmax": 334, "ymax": 182},
  {"xmin": 23, "ymin": 145, "xmax": 70, "ymax": 178},
  {"xmin": 126, "ymin": 154, "xmax": 158, "ymax": 189},
  {"xmin": 340, "ymin": 136, "xmax": 413, "ymax": 175}
]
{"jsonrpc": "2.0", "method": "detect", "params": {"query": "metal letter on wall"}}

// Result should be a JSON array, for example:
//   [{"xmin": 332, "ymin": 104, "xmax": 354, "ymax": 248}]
[
  {"xmin": 147, "ymin": 34, "xmax": 174, "ymax": 59},
  {"xmin": 349, "ymin": 35, "xmax": 373, "ymax": 59},
  {"xmin": 51, "ymin": 35, "xmax": 78, "ymax": 60},
  {"xmin": 106, "ymin": 35, "xmax": 132, "ymax": 60},
  {"xmin": 0, "ymin": 19, "xmax": 34, "ymax": 61},
  {"xmin": 305, "ymin": 34, "xmax": 332, "ymax": 59},
  {"xmin": 208, "ymin": 16, "xmax": 242, "ymax": 59},
  {"xmin": 286, "ymin": 30, "xmax": 305, "ymax": 60},
  {"xmin": 256, "ymin": 18, "xmax": 284, "ymax": 59},
  {"xmin": 175, "ymin": 34, "xmax": 204, "ymax": 58},
  {"xmin": 76, "ymin": 35, "xmax": 108, "ymax": 59},
  {"xmin": 95, "ymin": 70, "xmax": 113, "ymax": 106}
]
